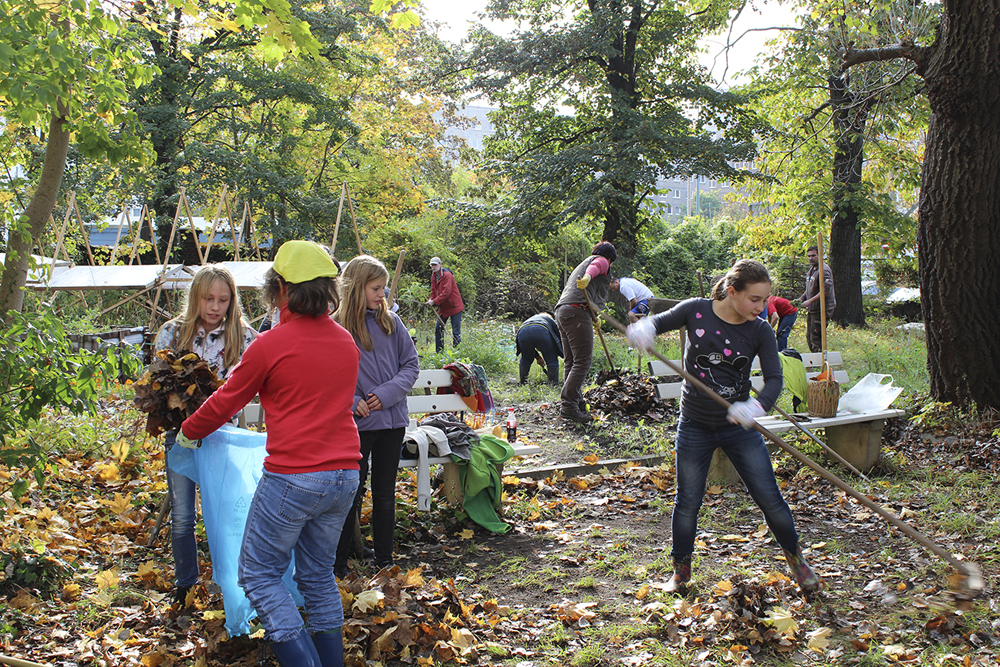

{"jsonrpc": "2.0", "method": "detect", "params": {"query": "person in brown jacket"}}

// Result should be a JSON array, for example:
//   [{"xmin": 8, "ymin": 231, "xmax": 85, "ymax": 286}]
[
  {"xmin": 426, "ymin": 256, "xmax": 465, "ymax": 352},
  {"xmin": 797, "ymin": 245, "xmax": 835, "ymax": 353}
]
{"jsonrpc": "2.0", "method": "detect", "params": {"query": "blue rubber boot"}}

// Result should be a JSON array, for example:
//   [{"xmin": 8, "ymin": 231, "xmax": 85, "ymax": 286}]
[
  {"xmin": 312, "ymin": 629, "xmax": 345, "ymax": 667},
  {"xmin": 270, "ymin": 630, "xmax": 322, "ymax": 667}
]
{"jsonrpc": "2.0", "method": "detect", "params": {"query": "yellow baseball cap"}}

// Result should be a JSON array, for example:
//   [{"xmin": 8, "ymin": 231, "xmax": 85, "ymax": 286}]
[{"xmin": 272, "ymin": 241, "xmax": 339, "ymax": 284}]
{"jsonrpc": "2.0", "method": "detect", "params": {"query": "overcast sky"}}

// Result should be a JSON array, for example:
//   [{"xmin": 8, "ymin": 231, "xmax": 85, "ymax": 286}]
[{"xmin": 417, "ymin": 0, "xmax": 800, "ymax": 86}]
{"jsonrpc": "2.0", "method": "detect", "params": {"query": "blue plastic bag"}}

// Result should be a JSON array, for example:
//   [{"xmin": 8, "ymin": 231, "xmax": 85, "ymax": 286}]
[{"xmin": 168, "ymin": 424, "xmax": 304, "ymax": 636}]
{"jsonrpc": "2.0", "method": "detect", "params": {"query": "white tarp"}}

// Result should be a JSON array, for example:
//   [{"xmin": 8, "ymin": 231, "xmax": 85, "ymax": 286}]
[
  {"xmin": 29, "ymin": 264, "xmax": 188, "ymax": 291},
  {"xmin": 1, "ymin": 253, "xmax": 72, "ymax": 285}
]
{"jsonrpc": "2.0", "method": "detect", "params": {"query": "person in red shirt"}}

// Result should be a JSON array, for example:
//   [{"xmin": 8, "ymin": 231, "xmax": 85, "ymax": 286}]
[
  {"xmin": 426, "ymin": 256, "xmax": 465, "ymax": 352},
  {"xmin": 175, "ymin": 241, "xmax": 360, "ymax": 667},
  {"xmin": 766, "ymin": 295, "xmax": 799, "ymax": 351}
]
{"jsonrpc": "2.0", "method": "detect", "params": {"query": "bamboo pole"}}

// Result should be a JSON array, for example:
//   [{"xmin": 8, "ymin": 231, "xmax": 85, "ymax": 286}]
[
  {"xmin": 345, "ymin": 182, "xmax": 363, "ymax": 254},
  {"xmin": 816, "ymin": 232, "xmax": 829, "ymax": 364},
  {"xmin": 330, "ymin": 182, "xmax": 347, "ymax": 254},
  {"xmin": 223, "ymin": 188, "xmax": 239, "ymax": 261},
  {"xmin": 180, "ymin": 190, "xmax": 204, "ymax": 265},
  {"xmin": 147, "ymin": 193, "xmax": 184, "ymax": 330},
  {"xmin": 388, "ymin": 249, "xmax": 406, "ymax": 310},
  {"xmin": 108, "ymin": 202, "xmax": 128, "ymax": 266},
  {"xmin": 202, "ymin": 184, "xmax": 228, "ymax": 265},
  {"xmin": 70, "ymin": 192, "xmax": 95, "ymax": 266}
]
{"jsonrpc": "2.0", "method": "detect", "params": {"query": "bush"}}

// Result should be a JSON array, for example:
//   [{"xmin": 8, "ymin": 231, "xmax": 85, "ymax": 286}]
[
  {"xmin": 635, "ymin": 239, "xmax": 697, "ymax": 299},
  {"xmin": 0, "ymin": 310, "xmax": 138, "ymax": 501}
]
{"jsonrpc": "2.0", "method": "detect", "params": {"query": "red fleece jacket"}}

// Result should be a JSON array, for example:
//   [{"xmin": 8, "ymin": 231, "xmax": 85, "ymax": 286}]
[
  {"xmin": 429, "ymin": 268, "xmax": 464, "ymax": 318},
  {"xmin": 182, "ymin": 307, "xmax": 361, "ymax": 474}
]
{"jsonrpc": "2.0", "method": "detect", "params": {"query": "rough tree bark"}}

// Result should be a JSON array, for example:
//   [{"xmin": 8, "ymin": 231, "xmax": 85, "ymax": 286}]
[
  {"xmin": 842, "ymin": 0, "xmax": 1000, "ymax": 409},
  {"xmin": 0, "ymin": 107, "xmax": 70, "ymax": 315},
  {"xmin": 828, "ymin": 72, "xmax": 871, "ymax": 327},
  {"xmin": 916, "ymin": 0, "xmax": 1000, "ymax": 408}
]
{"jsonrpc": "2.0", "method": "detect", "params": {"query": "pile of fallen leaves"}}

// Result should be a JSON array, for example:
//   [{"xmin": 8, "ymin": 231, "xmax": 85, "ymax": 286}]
[
  {"xmin": 132, "ymin": 349, "xmax": 222, "ymax": 436},
  {"xmin": 338, "ymin": 566, "xmax": 498, "ymax": 665},
  {"xmin": 585, "ymin": 369, "xmax": 668, "ymax": 421}
]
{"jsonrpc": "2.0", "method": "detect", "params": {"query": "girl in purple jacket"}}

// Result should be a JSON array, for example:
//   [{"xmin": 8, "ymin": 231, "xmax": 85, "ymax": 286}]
[{"xmin": 333, "ymin": 255, "xmax": 420, "ymax": 574}]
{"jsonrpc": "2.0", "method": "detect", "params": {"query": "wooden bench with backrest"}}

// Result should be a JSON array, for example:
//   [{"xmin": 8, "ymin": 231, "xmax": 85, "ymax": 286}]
[
  {"xmin": 242, "ymin": 368, "xmax": 541, "ymax": 507},
  {"xmin": 648, "ymin": 351, "xmax": 907, "ymax": 477}
]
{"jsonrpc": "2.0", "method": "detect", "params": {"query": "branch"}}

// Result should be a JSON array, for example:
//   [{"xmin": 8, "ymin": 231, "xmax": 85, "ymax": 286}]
[
  {"xmin": 841, "ymin": 44, "xmax": 928, "ymax": 71},
  {"xmin": 802, "ymin": 100, "xmax": 832, "ymax": 125}
]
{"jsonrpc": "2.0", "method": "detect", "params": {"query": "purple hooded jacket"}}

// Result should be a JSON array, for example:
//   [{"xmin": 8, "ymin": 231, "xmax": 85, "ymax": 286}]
[{"xmin": 352, "ymin": 310, "xmax": 420, "ymax": 431}]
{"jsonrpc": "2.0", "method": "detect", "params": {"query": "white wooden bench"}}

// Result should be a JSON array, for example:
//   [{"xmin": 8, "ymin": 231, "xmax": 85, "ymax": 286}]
[
  {"xmin": 400, "ymin": 368, "xmax": 540, "ymax": 507},
  {"xmin": 242, "ymin": 368, "xmax": 541, "ymax": 506},
  {"xmin": 648, "ymin": 351, "xmax": 907, "ymax": 477}
]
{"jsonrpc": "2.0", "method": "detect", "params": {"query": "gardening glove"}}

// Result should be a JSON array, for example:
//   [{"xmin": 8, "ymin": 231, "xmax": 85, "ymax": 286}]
[
  {"xmin": 175, "ymin": 428, "xmax": 201, "ymax": 449},
  {"xmin": 576, "ymin": 273, "xmax": 591, "ymax": 290},
  {"xmin": 727, "ymin": 398, "xmax": 764, "ymax": 430},
  {"xmin": 625, "ymin": 317, "xmax": 657, "ymax": 352},
  {"xmin": 593, "ymin": 318, "xmax": 602, "ymax": 335}
]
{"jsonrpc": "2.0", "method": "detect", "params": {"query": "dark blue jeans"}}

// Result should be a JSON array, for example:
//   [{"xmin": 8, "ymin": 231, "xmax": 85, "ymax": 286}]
[
  {"xmin": 517, "ymin": 326, "xmax": 560, "ymax": 384},
  {"xmin": 671, "ymin": 416, "xmax": 799, "ymax": 560},
  {"xmin": 335, "ymin": 428, "xmax": 405, "ymax": 567},
  {"xmin": 775, "ymin": 313, "xmax": 797, "ymax": 351},
  {"xmin": 435, "ymin": 312, "xmax": 462, "ymax": 352}
]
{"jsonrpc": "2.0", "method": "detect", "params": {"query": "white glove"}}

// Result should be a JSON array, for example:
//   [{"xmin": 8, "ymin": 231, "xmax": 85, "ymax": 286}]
[
  {"xmin": 625, "ymin": 317, "xmax": 657, "ymax": 352},
  {"xmin": 727, "ymin": 398, "xmax": 764, "ymax": 429},
  {"xmin": 175, "ymin": 428, "xmax": 201, "ymax": 449}
]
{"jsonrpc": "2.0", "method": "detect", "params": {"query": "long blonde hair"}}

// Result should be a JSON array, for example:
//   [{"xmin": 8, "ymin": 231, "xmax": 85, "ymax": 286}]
[
  {"xmin": 169, "ymin": 265, "xmax": 250, "ymax": 370},
  {"xmin": 334, "ymin": 255, "xmax": 394, "ymax": 352}
]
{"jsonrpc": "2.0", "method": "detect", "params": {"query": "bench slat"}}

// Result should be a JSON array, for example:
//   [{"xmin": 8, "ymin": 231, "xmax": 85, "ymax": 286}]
[
  {"xmin": 407, "ymin": 394, "xmax": 471, "ymax": 414},
  {"xmin": 397, "ymin": 443, "xmax": 541, "ymax": 468},
  {"xmin": 412, "ymin": 369, "xmax": 454, "ymax": 389}
]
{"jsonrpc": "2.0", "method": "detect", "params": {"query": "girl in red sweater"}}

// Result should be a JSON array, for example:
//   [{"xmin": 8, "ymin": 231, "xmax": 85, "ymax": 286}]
[{"xmin": 177, "ymin": 241, "xmax": 359, "ymax": 667}]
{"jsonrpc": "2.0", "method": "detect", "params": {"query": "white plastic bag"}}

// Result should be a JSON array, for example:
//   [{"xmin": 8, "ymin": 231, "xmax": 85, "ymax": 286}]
[{"xmin": 837, "ymin": 373, "xmax": 903, "ymax": 413}]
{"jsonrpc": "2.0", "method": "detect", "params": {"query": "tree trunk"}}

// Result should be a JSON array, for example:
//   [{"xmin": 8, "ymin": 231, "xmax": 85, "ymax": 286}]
[
  {"xmin": 0, "ymin": 108, "xmax": 70, "ymax": 316},
  {"xmin": 828, "ymin": 73, "xmax": 868, "ymax": 327},
  {"xmin": 918, "ymin": 0, "xmax": 1000, "ymax": 409}
]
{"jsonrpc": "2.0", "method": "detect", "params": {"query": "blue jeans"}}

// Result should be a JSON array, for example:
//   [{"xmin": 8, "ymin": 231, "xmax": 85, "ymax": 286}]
[
  {"xmin": 238, "ymin": 468, "xmax": 359, "ymax": 642},
  {"xmin": 775, "ymin": 313, "xmax": 797, "ymax": 351},
  {"xmin": 435, "ymin": 311, "xmax": 462, "ymax": 352},
  {"xmin": 671, "ymin": 417, "xmax": 799, "ymax": 560},
  {"xmin": 165, "ymin": 432, "xmax": 199, "ymax": 588}
]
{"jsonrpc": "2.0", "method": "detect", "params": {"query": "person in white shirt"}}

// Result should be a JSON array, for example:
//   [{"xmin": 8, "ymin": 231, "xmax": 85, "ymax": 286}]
[{"xmin": 611, "ymin": 277, "xmax": 655, "ymax": 323}]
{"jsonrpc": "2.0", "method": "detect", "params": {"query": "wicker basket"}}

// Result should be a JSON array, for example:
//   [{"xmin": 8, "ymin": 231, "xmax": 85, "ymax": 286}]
[{"xmin": 807, "ymin": 378, "xmax": 840, "ymax": 418}]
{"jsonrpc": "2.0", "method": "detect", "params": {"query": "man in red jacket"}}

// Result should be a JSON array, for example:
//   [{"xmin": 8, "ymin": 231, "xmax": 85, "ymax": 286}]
[{"xmin": 426, "ymin": 256, "xmax": 464, "ymax": 352}]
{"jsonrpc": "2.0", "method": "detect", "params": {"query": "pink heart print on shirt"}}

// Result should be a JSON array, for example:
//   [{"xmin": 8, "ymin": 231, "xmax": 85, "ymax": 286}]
[
  {"xmin": 696, "ymin": 312, "xmax": 702, "ymax": 318},
  {"xmin": 716, "ymin": 331, "xmax": 721, "ymax": 335},
  {"xmin": 695, "ymin": 329, "xmax": 705, "ymax": 337},
  {"xmin": 724, "ymin": 349, "xmax": 732, "ymax": 356}
]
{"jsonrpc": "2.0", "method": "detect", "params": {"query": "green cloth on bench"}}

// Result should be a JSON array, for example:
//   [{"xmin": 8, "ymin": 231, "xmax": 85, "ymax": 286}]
[
  {"xmin": 455, "ymin": 434, "xmax": 513, "ymax": 533},
  {"xmin": 779, "ymin": 352, "xmax": 808, "ymax": 406}
]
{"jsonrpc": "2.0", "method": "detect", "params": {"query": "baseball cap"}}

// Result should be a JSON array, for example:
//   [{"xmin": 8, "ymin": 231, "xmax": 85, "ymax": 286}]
[
  {"xmin": 272, "ymin": 241, "xmax": 339, "ymax": 284},
  {"xmin": 429, "ymin": 256, "xmax": 442, "ymax": 267}
]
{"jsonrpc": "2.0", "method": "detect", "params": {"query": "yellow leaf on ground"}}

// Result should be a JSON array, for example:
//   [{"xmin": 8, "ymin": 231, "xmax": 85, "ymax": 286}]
[
  {"xmin": 583, "ymin": 454, "xmax": 599, "ymax": 464},
  {"xmin": 354, "ymin": 589, "xmax": 384, "ymax": 613},
  {"xmin": 459, "ymin": 529, "xmax": 474, "ymax": 540},
  {"xmin": 714, "ymin": 579, "xmax": 734, "ymax": 594},
  {"xmin": 96, "ymin": 568, "xmax": 120, "ymax": 589},
  {"xmin": 95, "ymin": 462, "xmax": 119, "ymax": 483},
  {"xmin": 105, "ymin": 492, "xmax": 132, "ymax": 515},
  {"xmin": 402, "ymin": 568, "xmax": 425, "ymax": 588},
  {"xmin": 110, "ymin": 438, "xmax": 130, "ymax": 462},
  {"xmin": 764, "ymin": 607, "xmax": 798, "ymax": 636},
  {"xmin": 61, "ymin": 583, "xmax": 82, "ymax": 601},
  {"xmin": 10, "ymin": 589, "xmax": 40, "ymax": 610},
  {"xmin": 807, "ymin": 627, "xmax": 833, "ymax": 652},
  {"xmin": 202, "ymin": 610, "xmax": 226, "ymax": 620}
]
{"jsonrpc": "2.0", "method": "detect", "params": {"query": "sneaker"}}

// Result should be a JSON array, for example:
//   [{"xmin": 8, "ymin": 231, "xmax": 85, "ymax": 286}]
[
  {"xmin": 334, "ymin": 564, "xmax": 348, "ymax": 580},
  {"xmin": 783, "ymin": 547, "xmax": 821, "ymax": 594},
  {"xmin": 560, "ymin": 409, "xmax": 593, "ymax": 423},
  {"xmin": 665, "ymin": 556, "xmax": 692, "ymax": 594}
]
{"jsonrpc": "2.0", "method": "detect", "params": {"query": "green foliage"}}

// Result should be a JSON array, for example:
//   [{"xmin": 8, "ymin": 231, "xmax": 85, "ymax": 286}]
[
  {"xmin": 0, "ymin": 310, "xmax": 138, "ymax": 500},
  {"xmin": 0, "ymin": 548, "xmax": 69, "ymax": 596},
  {"xmin": 456, "ymin": 0, "xmax": 765, "ymax": 252}
]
